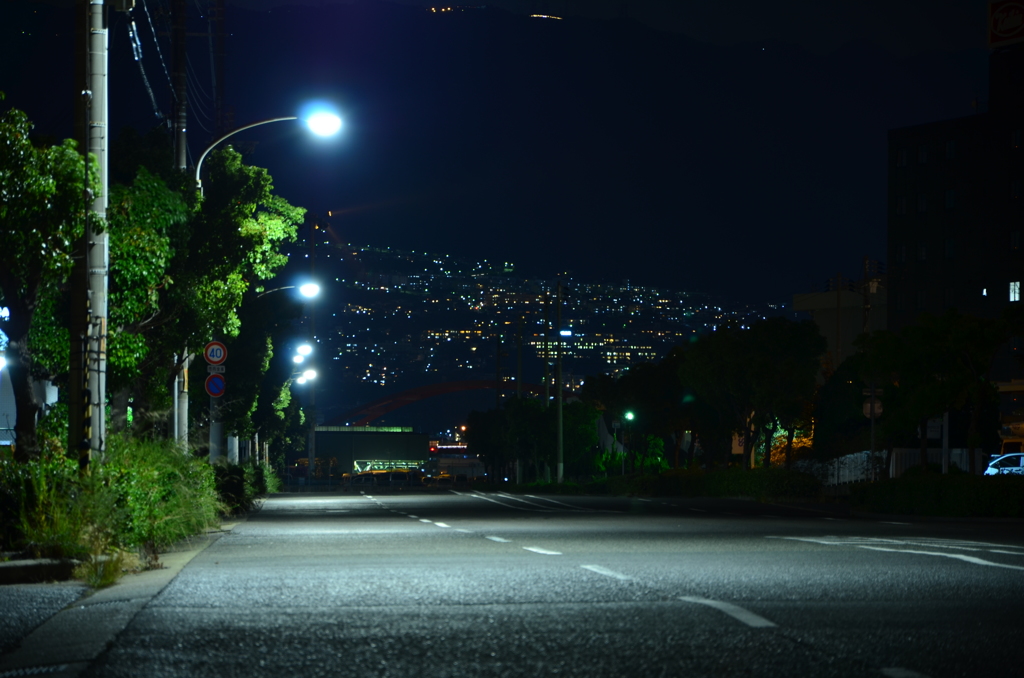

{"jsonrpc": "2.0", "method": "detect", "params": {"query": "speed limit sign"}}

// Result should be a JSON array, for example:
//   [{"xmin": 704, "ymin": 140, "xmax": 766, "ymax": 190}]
[{"xmin": 204, "ymin": 341, "xmax": 227, "ymax": 365}]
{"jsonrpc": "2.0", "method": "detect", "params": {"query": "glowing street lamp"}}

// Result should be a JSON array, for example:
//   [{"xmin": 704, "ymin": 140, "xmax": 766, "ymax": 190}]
[{"xmin": 194, "ymin": 112, "xmax": 342, "ymax": 195}]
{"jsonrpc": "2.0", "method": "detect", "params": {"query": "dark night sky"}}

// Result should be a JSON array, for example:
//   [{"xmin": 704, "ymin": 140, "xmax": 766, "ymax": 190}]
[{"xmin": 4, "ymin": 0, "xmax": 993, "ymax": 303}]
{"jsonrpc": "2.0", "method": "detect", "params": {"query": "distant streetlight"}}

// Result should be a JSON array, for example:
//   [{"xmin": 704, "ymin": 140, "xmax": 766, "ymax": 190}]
[
  {"xmin": 297, "ymin": 344, "xmax": 313, "ymax": 356},
  {"xmin": 302, "ymin": 369, "xmax": 317, "ymax": 381},
  {"xmin": 292, "ymin": 355, "xmax": 304, "ymax": 364},
  {"xmin": 194, "ymin": 113, "xmax": 342, "ymax": 195}
]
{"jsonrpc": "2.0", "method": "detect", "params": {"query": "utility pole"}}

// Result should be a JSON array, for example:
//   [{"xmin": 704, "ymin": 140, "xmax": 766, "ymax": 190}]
[
  {"xmin": 70, "ymin": 0, "xmax": 110, "ymax": 467},
  {"xmin": 307, "ymin": 218, "xmax": 318, "ymax": 486},
  {"xmin": 495, "ymin": 324, "xmax": 502, "ymax": 409},
  {"xmin": 172, "ymin": 0, "xmax": 187, "ymax": 169},
  {"xmin": 543, "ymin": 291, "xmax": 550, "ymax": 407},
  {"xmin": 170, "ymin": 0, "xmax": 190, "ymax": 446},
  {"xmin": 556, "ymin": 281, "xmax": 564, "ymax": 484}
]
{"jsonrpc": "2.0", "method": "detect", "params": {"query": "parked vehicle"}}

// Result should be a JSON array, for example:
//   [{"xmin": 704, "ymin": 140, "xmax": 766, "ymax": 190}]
[{"xmin": 984, "ymin": 453, "xmax": 1024, "ymax": 476}]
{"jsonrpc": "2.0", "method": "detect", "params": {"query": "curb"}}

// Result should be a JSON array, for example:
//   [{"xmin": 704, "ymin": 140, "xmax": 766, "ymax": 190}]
[
  {"xmin": 0, "ymin": 527, "xmax": 231, "ymax": 677},
  {"xmin": 0, "ymin": 558, "xmax": 79, "ymax": 585}
]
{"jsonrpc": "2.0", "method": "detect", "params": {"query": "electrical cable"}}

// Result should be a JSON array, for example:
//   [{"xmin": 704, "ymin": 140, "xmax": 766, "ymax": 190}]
[
  {"xmin": 140, "ymin": 0, "xmax": 175, "ymax": 101},
  {"xmin": 127, "ymin": 15, "xmax": 166, "ymax": 120}
]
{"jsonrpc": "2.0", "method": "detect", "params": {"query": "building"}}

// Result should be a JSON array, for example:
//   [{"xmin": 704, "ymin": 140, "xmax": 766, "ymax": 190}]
[
  {"xmin": 887, "ymin": 13, "xmax": 1023, "ymax": 382},
  {"xmin": 793, "ymin": 262, "xmax": 887, "ymax": 373}
]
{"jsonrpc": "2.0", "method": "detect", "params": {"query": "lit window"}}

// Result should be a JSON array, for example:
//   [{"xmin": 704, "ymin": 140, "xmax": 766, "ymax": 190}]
[{"xmin": 1012, "ymin": 281, "xmax": 1021, "ymax": 303}]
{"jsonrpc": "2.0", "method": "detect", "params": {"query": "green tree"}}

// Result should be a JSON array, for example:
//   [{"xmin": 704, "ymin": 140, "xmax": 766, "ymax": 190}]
[{"xmin": 0, "ymin": 103, "xmax": 97, "ymax": 460}]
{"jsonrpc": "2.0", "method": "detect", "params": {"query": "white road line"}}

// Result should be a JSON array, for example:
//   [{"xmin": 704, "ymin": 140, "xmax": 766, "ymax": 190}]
[
  {"xmin": 989, "ymin": 549, "xmax": 1024, "ymax": 555},
  {"xmin": 857, "ymin": 545, "xmax": 1024, "ymax": 571},
  {"xmin": 580, "ymin": 565, "xmax": 633, "ymax": 581},
  {"xmin": 881, "ymin": 521, "xmax": 911, "ymax": 525},
  {"xmin": 408, "ymin": 515, "xmax": 419, "ymax": 519},
  {"xmin": 455, "ymin": 529, "xmax": 473, "ymax": 533},
  {"xmin": 450, "ymin": 490, "xmax": 465, "ymax": 496},
  {"xmin": 467, "ymin": 492, "xmax": 546, "ymax": 512},
  {"xmin": 821, "ymin": 517, "xmax": 842, "ymax": 521},
  {"xmin": 434, "ymin": 522, "xmax": 451, "ymax": 528},
  {"xmin": 485, "ymin": 536, "xmax": 511, "ymax": 543},
  {"xmin": 419, "ymin": 519, "xmax": 432, "ymax": 523},
  {"xmin": 679, "ymin": 596, "xmax": 776, "ymax": 628},
  {"xmin": 881, "ymin": 668, "xmax": 932, "ymax": 678},
  {"xmin": 521, "ymin": 494, "xmax": 620, "ymax": 513},
  {"xmin": 492, "ymin": 493, "xmax": 559, "ymax": 511},
  {"xmin": 523, "ymin": 546, "xmax": 562, "ymax": 555}
]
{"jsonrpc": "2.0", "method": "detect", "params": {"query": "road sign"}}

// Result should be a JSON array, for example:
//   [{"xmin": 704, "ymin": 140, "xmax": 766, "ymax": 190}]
[
  {"xmin": 205, "ymin": 373, "xmax": 226, "ymax": 398},
  {"xmin": 207, "ymin": 365, "xmax": 226, "ymax": 374},
  {"xmin": 863, "ymin": 398, "xmax": 882, "ymax": 419},
  {"xmin": 204, "ymin": 341, "xmax": 227, "ymax": 365}
]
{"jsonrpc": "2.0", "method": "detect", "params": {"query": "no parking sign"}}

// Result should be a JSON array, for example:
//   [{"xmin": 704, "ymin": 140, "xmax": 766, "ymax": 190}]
[{"xmin": 205, "ymin": 373, "xmax": 226, "ymax": 398}]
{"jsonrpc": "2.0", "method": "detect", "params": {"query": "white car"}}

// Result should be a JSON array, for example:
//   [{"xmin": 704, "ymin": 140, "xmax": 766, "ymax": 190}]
[{"xmin": 984, "ymin": 453, "xmax": 1024, "ymax": 476}]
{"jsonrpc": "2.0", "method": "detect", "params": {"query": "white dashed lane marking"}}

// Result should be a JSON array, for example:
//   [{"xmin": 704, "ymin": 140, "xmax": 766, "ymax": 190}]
[
  {"xmin": 485, "ymin": 536, "xmax": 511, "ymax": 543},
  {"xmin": 580, "ymin": 565, "xmax": 633, "ymax": 581},
  {"xmin": 523, "ymin": 546, "xmax": 562, "ymax": 555},
  {"xmin": 881, "ymin": 668, "xmax": 932, "ymax": 678},
  {"xmin": 434, "ymin": 522, "xmax": 451, "ymax": 528},
  {"xmin": 679, "ymin": 596, "xmax": 776, "ymax": 628}
]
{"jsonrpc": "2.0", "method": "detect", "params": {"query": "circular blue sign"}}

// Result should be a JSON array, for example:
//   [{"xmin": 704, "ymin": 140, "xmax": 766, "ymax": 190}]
[{"xmin": 205, "ymin": 374, "xmax": 226, "ymax": 397}]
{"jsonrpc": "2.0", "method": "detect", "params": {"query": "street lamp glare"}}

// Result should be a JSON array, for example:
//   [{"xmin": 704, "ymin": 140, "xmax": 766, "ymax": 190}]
[
  {"xmin": 297, "ymin": 344, "xmax": 313, "ymax": 356},
  {"xmin": 624, "ymin": 411, "xmax": 635, "ymax": 421},
  {"xmin": 296, "ymin": 376, "xmax": 307, "ymax": 385},
  {"xmin": 292, "ymin": 355, "xmax": 304, "ymax": 364},
  {"xmin": 306, "ymin": 113, "xmax": 342, "ymax": 137},
  {"xmin": 303, "ymin": 369, "xmax": 317, "ymax": 380},
  {"xmin": 0, "ymin": 355, "xmax": 6, "ymax": 371},
  {"xmin": 299, "ymin": 283, "xmax": 320, "ymax": 298}
]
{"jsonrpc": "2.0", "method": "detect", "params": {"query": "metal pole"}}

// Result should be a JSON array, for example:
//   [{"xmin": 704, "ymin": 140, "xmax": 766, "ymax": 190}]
[
  {"xmin": 172, "ymin": 0, "xmax": 187, "ymax": 170},
  {"xmin": 86, "ymin": 0, "xmax": 109, "ymax": 462},
  {"xmin": 556, "ymin": 282, "xmax": 563, "ymax": 484},
  {"xmin": 307, "ymin": 219, "xmax": 317, "ymax": 486}
]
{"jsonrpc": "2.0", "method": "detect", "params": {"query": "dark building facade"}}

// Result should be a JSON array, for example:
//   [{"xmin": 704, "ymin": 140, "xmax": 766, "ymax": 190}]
[{"xmin": 887, "ymin": 41, "xmax": 1023, "ymax": 382}]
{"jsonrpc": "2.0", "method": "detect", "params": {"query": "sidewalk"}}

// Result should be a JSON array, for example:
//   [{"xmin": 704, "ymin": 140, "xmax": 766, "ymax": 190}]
[{"xmin": 0, "ymin": 520, "xmax": 240, "ymax": 678}]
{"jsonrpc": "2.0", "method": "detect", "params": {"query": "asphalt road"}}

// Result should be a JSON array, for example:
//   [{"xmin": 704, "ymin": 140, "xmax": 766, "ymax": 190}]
[{"xmin": 28, "ymin": 491, "xmax": 1024, "ymax": 677}]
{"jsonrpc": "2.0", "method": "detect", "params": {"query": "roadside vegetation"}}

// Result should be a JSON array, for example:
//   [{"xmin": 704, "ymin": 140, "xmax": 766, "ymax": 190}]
[{"xmin": 1, "ymin": 101, "xmax": 298, "ymax": 585}]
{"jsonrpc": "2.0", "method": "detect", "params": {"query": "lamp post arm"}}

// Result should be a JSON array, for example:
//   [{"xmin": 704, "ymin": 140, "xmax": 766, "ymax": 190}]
[{"xmin": 194, "ymin": 116, "xmax": 298, "ymax": 193}]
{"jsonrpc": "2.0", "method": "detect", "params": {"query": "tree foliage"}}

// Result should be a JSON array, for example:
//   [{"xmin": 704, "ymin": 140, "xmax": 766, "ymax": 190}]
[{"xmin": 0, "ymin": 102, "xmax": 96, "ymax": 460}]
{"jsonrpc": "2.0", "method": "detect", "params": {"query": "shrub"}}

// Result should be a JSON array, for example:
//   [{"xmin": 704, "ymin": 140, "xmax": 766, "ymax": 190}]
[
  {"xmin": 849, "ymin": 471, "xmax": 1024, "ymax": 517},
  {"xmin": 99, "ymin": 434, "xmax": 222, "ymax": 561},
  {"xmin": 0, "ymin": 452, "xmax": 89, "ymax": 559}
]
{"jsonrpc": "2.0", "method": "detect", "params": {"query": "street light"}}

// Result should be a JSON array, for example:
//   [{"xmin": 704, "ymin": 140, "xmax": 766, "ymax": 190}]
[
  {"xmin": 194, "ymin": 113, "xmax": 342, "ymax": 195},
  {"xmin": 257, "ymin": 283, "xmax": 321, "ymax": 299}
]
